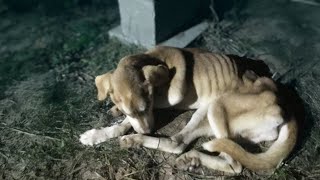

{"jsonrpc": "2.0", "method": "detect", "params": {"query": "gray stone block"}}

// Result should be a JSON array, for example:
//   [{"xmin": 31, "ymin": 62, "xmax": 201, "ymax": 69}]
[{"xmin": 109, "ymin": 0, "xmax": 210, "ymax": 48}]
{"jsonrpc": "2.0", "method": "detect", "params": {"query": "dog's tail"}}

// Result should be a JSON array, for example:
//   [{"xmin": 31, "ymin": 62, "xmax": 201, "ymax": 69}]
[{"xmin": 203, "ymin": 119, "xmax": 297, "ymax": 172}]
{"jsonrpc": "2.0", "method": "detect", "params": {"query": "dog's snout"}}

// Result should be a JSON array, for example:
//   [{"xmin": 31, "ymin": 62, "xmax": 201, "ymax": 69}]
[
  {"xmin": 128, "ymin": 115, "xmax": 154, "ymax": 134},
  {"xmin": 138, "ymin": 128, "xmax": 151, "ymax": 134},
  {"xmin": 131, "ymin": 121, "xmax": 152, "ymax": 134}
]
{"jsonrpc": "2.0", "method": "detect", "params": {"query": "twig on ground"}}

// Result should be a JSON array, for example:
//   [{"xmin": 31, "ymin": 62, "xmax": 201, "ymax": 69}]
[
  {"xmin": 0, "ymin": 151, "xmax": 9, "ymax": 161},
  {"xmin": 209, "ymin": 0, "xmax": 219, "ymax": 23},
  {"xmin": 6, "ymin": 127, "xmax": 61, "ymax": 141},
  {"xmin": 68, "ymin": 151, "xmax": 85, "ymax": 178},
  {"xmin": 93, "ymin": 172, "xmax": 107, "ymax": 180},
  {"xmin": 68, "ymin": 166, "xmax": 85, "ymax": 176},
  {"xmin": 121, "ymin": 170, "xmax": 140, "ymax": 178}
]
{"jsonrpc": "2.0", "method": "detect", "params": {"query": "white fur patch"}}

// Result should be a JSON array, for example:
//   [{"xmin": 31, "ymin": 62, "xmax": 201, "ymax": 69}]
[
  {"xmin": 277, "ymin": 124, "xmax": 289, "ymax": 143},
  {"xmin": 137, "ymin": 101, "xmax": 146, "ymax": 112},
  {"xmin": 202, "ymin": 141, "xmax": 214, "ymax": 151},
  {"xmin": 79, "ymin": 128, "xmax": 108, "ymax": 146},
  {"xmin": 168, "ymin": 94, "xmax": 183, "ymax": 105},
  {"xmin": 79, "ymin": 126, "xmax": 119, "ymax": 146},
  {"xmin": 127, "ymin": 116, "xmax": 150, "ymax": 134}
]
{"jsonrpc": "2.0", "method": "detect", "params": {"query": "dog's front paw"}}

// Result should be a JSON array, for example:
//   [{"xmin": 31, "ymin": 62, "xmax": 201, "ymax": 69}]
[
  {"xmin": 79, "ymin": 129, "xmax": 108, "ymax": 146},
  {"xmin": 119, "ymin": 134, "xmax": 143, "ymax": 148},
  {"xmin": 175, "ymin": 150, "xmax": 201, "ymax": 172}
]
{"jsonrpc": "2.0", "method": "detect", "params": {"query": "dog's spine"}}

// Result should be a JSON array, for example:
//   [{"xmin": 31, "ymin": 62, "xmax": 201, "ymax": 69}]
[{"xmin": 203, "ymin": 119, "xmax": 297, "ymax": 171}]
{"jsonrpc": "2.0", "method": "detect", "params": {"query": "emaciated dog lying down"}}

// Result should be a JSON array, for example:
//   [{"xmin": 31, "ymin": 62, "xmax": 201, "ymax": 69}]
[{"xmin": 80, "ymin": 46, "xmax": 298, "ymax": 173}]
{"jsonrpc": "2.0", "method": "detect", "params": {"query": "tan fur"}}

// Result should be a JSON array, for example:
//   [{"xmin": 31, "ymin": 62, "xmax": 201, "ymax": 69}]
[
  {"xmin": 95, "ymin": 73, "xmax": 112, "ymax": 101},
  {"xmin": 80, "ymin": 46, "xmax": 297, "ymax": 174}
]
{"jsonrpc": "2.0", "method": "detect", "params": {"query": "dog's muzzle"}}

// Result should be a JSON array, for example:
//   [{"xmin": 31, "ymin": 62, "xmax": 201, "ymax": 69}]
[{"xmin": 127, "ymin": 115, "xmax": 154, "ymax": 134}]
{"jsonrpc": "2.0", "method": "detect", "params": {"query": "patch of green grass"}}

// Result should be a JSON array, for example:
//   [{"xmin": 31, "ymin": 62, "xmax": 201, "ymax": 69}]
[
  {"xmin": 62, "ymin": 21, "xmax": 99, "ymax": 53},
  {"xmin": 0, "ymin": 50, "xmax": 50, "ymax": 98}
]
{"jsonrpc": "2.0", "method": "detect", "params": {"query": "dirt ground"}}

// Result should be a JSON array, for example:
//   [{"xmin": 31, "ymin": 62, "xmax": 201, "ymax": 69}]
[{"xmin": 1, "ymin": 0, "xmax": 320, "ymax": 179}]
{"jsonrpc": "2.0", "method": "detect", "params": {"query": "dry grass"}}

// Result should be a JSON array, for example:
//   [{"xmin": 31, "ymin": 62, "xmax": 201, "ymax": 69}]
[{"xmin": 1, "ymin": 0, "xmax": 320, "ymax": 179}]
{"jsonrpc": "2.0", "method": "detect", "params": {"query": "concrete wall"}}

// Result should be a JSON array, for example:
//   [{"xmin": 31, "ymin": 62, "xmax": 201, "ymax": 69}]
[{"xmin": 113, "ymin": 0, "xmax": 210, "ymax": 47}]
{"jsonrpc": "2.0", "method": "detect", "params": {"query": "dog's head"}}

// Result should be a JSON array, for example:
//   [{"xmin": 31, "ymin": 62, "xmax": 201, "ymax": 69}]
[{"xmin": 95, "ymin": 54, "xmax": 170, "ymax": 133}]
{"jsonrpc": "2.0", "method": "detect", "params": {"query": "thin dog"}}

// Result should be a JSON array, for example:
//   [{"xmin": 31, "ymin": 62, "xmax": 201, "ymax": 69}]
[{"xmin": 80, "ymin": 46, "xmax": 297, "ymax": 173}]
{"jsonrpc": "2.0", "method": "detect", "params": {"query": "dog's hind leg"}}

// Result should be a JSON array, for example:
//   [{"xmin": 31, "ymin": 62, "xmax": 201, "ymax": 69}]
[
  {"xmin": 175, "ymin": 150, "xmax": 242, "ymax": 174},
  {"xmin": 171, "ymin": 105, "xmax": 209, "ymax": 143},
  {"xmin": 80, "ymin": 118, "xmax": 131, "ymax": 146},
  {"xmin": 207, "ymin": 100, "xmax": 229, "ymax": 138},
  {"xmin": 172, "ymin": 101, "xmax": 241, "ymax": 173}
]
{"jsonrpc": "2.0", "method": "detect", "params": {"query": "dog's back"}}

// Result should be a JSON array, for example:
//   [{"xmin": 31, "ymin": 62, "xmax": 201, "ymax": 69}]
[{"xmin": 146, "ymin": 46, "xmax": 271, "ymax": 109}]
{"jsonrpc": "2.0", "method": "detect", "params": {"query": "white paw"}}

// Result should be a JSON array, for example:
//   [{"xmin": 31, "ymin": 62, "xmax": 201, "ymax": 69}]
[
  {"xmin": 119, "ymin": 134, "xmax": 143, "ymax": 148},
  {"xmin": 79, "ymin": 129, "xmax": 108, "ymax": 146},
  {"xmin": 175, "ymin": 150, "xmax": 200, "ymax": 172},
  {"xmin": 220, "ymin": 152, "xmax": 242, "ymax": 174}
]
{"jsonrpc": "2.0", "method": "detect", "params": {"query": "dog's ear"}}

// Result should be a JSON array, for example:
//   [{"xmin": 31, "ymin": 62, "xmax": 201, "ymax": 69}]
[
  {"xmin": 142, "ymin": 65, "xmax": 170, "ymax": 87},
  {"xmin": 95, "ymin": 72, "xmax": 113, "ymax": 101}
]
